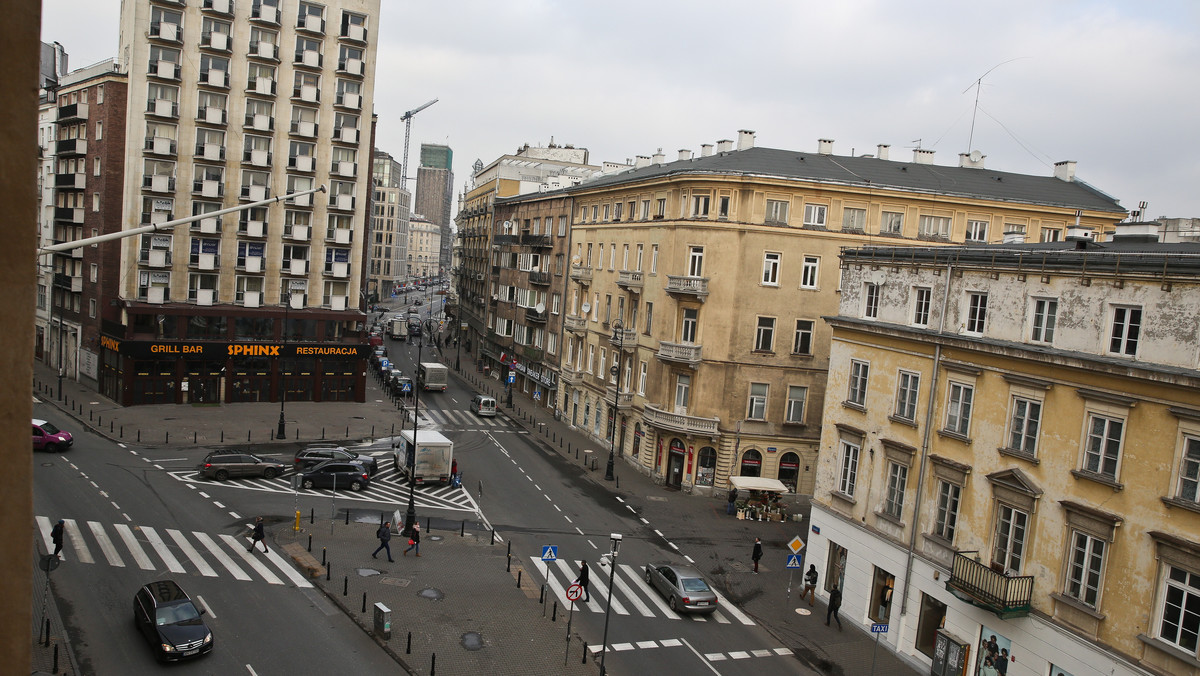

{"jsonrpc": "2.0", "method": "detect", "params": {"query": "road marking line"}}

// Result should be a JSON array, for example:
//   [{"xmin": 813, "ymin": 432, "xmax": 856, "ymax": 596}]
[
  {"xmin": 89, "ymin": 481, "xmax": 98, "ymax": 488},
  {"xmin": 710, "ymin": 609, "xmax": 731, "ymax": 624},
  {"xmin": 610, "ymin": 565, "xmax": 655, "ymax": 617},
  {"xmin": 588, "ymin": 540, "xmax": 597, "ymax": 549},
  {"xmin": 114, "ymin": 524, "xmax": 155, "ymax": 570},
  {"xmin": 660, "ymin": 639, "xmax": 682, "ymax": 647},
  {"xmin": 153, "ymin": 465, "xmax": 163, "ymax": 470},
  {"xmin": 123, "ymin": 513, "xmax": 132, "ymax": 522},
  {"xmin": 34, "ymin": 516, "xmax": 58, "ymax": 560},
  {"xmin": 141, "ymin": 527, "xmax": 185, "ymax": 574},
  {"xmin": 229, "ymin": 512, "xmax": 240, "ymax": 519},
  {"xmin": 548, "ymin": 558, "xmax": 601, "ymax": 612},
  {"xmin": 668, "ymin": 542, "xmax": 679, "ymax": 550},
  {"xmin": 618, "ymin": 564, "xmax": 679, "ymax": 619},
  {"xmin": 575, "ymin": 527, "xmax": 584, "ymax": 535},
  {"xmin": 586, "ymin": 564, "xmax": 629, "ymax": 615},
  {"xmin": 220, "ymin": 535, "xmax": 284, "ymax": 585},
  {"xmin": 729, "ymin": 650, "xmax": 751, "ymax": 659},
  {"xmin": 99, "ymin": 491, "xmax": 108, "ymax": 498},
  {"xmin": 554, "ymin": 505, "xmax": 561, "ymax": 512},
  {"xmin": 130, "ymin": 451, "xmax": 138, "ymax": 456},
  {"xmin": 544, "ymin": 494, "xmax": 552, "ymax": 501},
  {"xmin": 63, "ymin": 518, "xmax": 92, "ymax": 563},
  {"xmin": 640, "ymin": 518, "xmax": 649, "ymax": 524},
  {"xmin": 612, "ymin": 643, "xmax": 635, "ymax": 651},
  {"xmin": 110, "ymin": 501, "xmax": 120, "ymax": 510},
  {"xmin": 87, "ymin": 520, "xmax": 125, "ymax": 567},
  {"xmin": 751, "ymin": 649, "xmax": 773, "ymax": 657},
  {"xmin": 684, "ymin": 555, "xmax": 695, "ymax": 563},
  {"xmin": 563, "ymin": 515, "xmax": 572, "ymax": 522},
  {"xmin": 706, "ymin": 652, "xmax": 727, "ymax": 661},
  {"xmin": 534, "ymin": 484, "xmax": 541, "ymax": 491},
  {"xmin": 194, "ymin": 532, "xmax": 251, "ymax": 580},
  {"xmin": 711, "ymin": 589, "xmax": 756, "ymax": 625},
  {"xmin": 142, "ymin": 457, "xmax": 151, "ymax": 463},
  {"xmin": 199, "ymin": 492, "xmax": 210, "ymax": 498},
  {"xmin": 213, "ymin": 502, "xmax": 225, "ymax": 509},
  {"xmin": 167, "ymin": 529, "xmax": 217, "ymax": 577},
  {"xmin": 654, "ymin": 529, "xmax": 663, "ymax": 537},
  {"xmin": 615, "ymin": 497, "xmax": 624, "ymax": 503},
  {"xmin": 260, "ymin": 547, "xmax": 313, "ymax": 588},
  {"xmin": 679, "ymin": 638, "xmax": 724, "ymax": 673},
  {"xmin": 636, "ymin": 641, "xmax": 658, "ymax": 649},
  {"xmin": 773, "ymin": 648, "xmax": 793, "ymax": 655}
]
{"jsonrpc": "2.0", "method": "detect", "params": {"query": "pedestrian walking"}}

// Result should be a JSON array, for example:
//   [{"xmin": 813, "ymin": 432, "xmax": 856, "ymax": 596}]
[
  {"xmin": 404, "ymin": 522, "xmax": 421, "ymax": 556},
  {"xmin": 802, "ymin": 564, "xmax": 819, "ymax": 606},
  {"xmin": 726, "ymin": 486, "xmax": 739, "ymax": 515},
  {"xmin": 247, "ymin": 516, "xmax": 267, "ymax": 553},
  {"xmin": 372, "ymin": 521, "xmax": 394, "ymax": 562},
  {"xmin": 751, "ymin": 537, "xmax": 763, "ymax": 573},
  {"xmin": 826, "ymin": 584, "xmax": 843, "ymax": 629},
  {"xmin": 575, "ymin": 560, "xmax": 591, "ymax": 602},
  {"xmin": 51, "ymin": 519, "xmax": 65, "ymax": 558},
  {"xmin": 451, "ymin": 459, "xmax": 458, "ymax": 479}
]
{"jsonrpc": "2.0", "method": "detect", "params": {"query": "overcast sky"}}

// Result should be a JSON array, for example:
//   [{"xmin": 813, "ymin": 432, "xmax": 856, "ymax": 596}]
[{"xmin": 41, "ymin": 0, "xmax": 1200, "ymax": 219}]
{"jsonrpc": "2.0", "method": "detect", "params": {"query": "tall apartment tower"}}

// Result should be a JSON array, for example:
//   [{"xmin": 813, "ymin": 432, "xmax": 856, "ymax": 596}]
[
  {"xmin": 415, "ymin": 142, "xmax": 453, "ymax": 276},
  {"xmin": 369, "ymin": 148, "xmax": 409, "ymax": 301},
  {"xmin": 103, "ymin": 0, "xmax": 380, "ymax": 406}
]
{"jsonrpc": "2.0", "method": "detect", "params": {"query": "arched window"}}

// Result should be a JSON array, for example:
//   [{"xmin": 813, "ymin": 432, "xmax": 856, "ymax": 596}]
[
  {"xmin": 778, "ymin": 451, "xmax": 800, "ymax": 492},
  {"xmin": 740, "ymin": 449, "xmax": 762, "ymax": 477},
  {"xmin": 696, "ymin": 446, "xmax": 716, "ymax": 486},
  {"xmin": 632, "ymin": 423, "xmax": 642, "ymax": 457}
]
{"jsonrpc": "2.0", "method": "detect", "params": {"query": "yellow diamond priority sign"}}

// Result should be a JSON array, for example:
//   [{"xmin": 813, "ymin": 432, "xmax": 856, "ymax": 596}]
[{"xmin": 787, "ymin": 536, "xmax": 805, "ymax": 555}]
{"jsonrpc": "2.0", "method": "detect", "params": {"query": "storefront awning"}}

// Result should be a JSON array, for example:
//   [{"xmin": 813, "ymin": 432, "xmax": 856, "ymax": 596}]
[{"xmin": 729, "ymin": 476, "xmax": 790, "ymax": 493}]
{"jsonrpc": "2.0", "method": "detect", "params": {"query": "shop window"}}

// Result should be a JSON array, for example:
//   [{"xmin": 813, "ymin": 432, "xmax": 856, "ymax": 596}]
[
  {"xmin": 826, "ymin": 542, "xmax": 847, "ymax": 593},
  {"xmin": 914, "ymin": 593, "xmax": 946, "ymax": 658},
  {"xmin": 739, "ymin": 449, "xmax": 762, "ymax": 477},
  {"xmin": 696, "ymin": 447, "xmax": 716, "ymax": 486},
  {"xmin": 869, "ymin": 567, "xmax": 895, "ymax": 623}
]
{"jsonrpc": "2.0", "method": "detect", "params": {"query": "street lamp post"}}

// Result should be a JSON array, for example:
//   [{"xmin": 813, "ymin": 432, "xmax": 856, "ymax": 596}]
[
  {"xmin": 604, "ymin": 320, "xmax": 624, "ymax": 481},
  {"xmin": 277, "ymin": 301, "xmax": 289, "ymax": 439},
  {"xmin": 403, "ymin": 317, "xmax": 438, "ymax": 536},
  {"xmin": 599, "ymin": 533, "xmax": 623, "ymax": 675}
]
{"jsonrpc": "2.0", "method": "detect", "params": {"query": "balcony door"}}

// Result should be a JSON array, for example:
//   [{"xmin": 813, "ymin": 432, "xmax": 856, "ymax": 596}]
[{"xmin": 674, "ymin": 374, "xmax": 690, "ymax": 414}]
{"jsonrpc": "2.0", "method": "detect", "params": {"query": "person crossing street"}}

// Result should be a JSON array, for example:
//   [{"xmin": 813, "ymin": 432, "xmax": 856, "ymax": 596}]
[
  {"xmin": 51, "ymin": 519, "xmax": 65, "ymax": 559},
  {"xmin": 575, "ymin": 560, "xmax": 591, "ymax": 603},
  {"xmin": 247, "ymin": 516, "xmax": 267, "ymax": 553}
]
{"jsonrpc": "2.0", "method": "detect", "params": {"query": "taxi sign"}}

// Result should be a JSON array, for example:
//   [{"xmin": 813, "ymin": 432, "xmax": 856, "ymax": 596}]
[{"xmin": 787, "ymin": 536, "xmax": 805, "ymax": 554}]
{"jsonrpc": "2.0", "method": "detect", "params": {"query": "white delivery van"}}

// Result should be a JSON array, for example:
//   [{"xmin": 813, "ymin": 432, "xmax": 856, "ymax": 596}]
[
  {"xmin": 393, "ymin": 429, "xmax": 453, "ymax": 486},
  {"xmin": 417, "ymin": 362, "xmax": 447, "ymax": 391},
  {"xmin": 470, "ymin": 394, "xmax": 497, "ymax": 417}
]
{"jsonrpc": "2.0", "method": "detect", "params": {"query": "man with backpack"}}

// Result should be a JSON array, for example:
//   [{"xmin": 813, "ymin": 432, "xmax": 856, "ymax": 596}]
[{"xmin": 372, "ymin": 521, "xmax": 394, "ymax": 562}]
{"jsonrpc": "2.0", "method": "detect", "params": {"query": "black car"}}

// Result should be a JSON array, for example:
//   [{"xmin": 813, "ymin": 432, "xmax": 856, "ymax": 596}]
[
  {"xmin": 299, "ymin": 460, "xmax": 371, "ymax": 491},
  {"xmin": 198, "ymin": 451, "xmax": 285, "ymax": 481},
  {"xmin": 133, "ymin": 580, "xmax": 213, "ymax": 662},
  {"xmin": 293, "ymin": 446, "xmax": 378, "ymax": 475}
]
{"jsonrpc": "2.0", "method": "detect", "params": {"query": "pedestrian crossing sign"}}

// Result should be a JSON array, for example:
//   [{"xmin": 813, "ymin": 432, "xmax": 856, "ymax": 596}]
[
  {"xmin": 533, "ymin": 390, "xmax": 541, "ymax": 401},
  {"xmin": 786, "ymin": 554, "xmax": 802, "ymax": 569},
  {"xmin": 787, "ymin": 536, "xmax": 805, "ymax": 554},
  {"xmin": 541, "ymin": 545, "xmax": 558, "ymax": 561}
]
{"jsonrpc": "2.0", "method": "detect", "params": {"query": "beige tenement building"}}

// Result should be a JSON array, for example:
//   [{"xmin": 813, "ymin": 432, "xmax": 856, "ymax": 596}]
[
  {"xmin": 559, "ymin": 132, "xmax": 1126, "ymax": 496},
  {"xmin": 808, "ymin": 230, "xmax": 1200, "ymax": 676}
]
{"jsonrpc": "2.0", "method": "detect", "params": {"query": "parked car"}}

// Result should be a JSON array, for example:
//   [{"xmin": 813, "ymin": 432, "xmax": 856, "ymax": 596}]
[
  {"xmin": 298, "ymin": 460, "xmax": 370, "ymax": 491},
  {"xmin": 293, "ymin": 446, "xmax": 378, "ymax": 475},
  {"xmin": 133, "ymin": 580, "xmax": 213, "ymax": 662},
  {"xmin": 32, "ymin": 419, "xmax": 72, "ymax": 453},
  {"xmin": 644, "ymin": 562, "xmax": 719, "ymax": 613},
  {"xmin": 198, "ymin": 452, "xmax": 285, "ymax": 481},
  {"xmin": 387, "ymin": 369, "xmax": 405, "ymax": 391}
]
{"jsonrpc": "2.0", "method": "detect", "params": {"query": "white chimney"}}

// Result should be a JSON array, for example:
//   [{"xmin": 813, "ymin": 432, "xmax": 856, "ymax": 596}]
[
  {"xmin": 737, "ymin": 129, "xmax": 756, "ymax": 151},
  {"xmin": 1002, "ymin": 229, "xmax": 1026, "ymax": 244},
  {"xmin": 1054, "ymin": 160, "xmax": 1077, "ymax": 182},
  {"xmin": 958, "ymin": 151, "xmax": 986, "ymax": 169},
  {"xmin": 635, "ymin": 155, "xmax": 651, "ymax": 169},
  {"xmin": 700, "ymin": 143, "xmax": 713, "ymax": 157},
  {"xmin": 913, "ymin": 148, "xmax": 935, "ymax": 165},
  {"xmin": 716, "ymin": 139, "xmax": 734, "ymax": 153},
  {"xmin": 817, "ymin": 138, "xmax": 834, "ymax": 155},
  {"xmin": 1111, "ymin": 221, "xmax": 1161, "ymax": 243},
  {"xmin": 652, "ymin": 148, "xmax": 665, "ymax": 165},
  {"xmin": 1065, "ymin": 225, "xmax": 1094, "ymax": 241},
  {"xmin": 678, "ymin": 149, "xmax": 693, "ymax": 161},
  {"xmin": 877, "ymin": 144, "xmax": 890, "ymax": 161}
]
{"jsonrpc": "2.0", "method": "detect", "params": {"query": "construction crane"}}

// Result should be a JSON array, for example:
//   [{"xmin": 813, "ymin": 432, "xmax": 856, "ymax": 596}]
[{"xmin": 399, "ymin": 99, "xmax": 438, "ymax": 189}]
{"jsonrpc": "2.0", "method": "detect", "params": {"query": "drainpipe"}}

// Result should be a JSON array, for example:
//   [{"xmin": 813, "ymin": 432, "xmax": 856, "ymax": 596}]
[{"xmin": 899, "ymin": 261, "xmax": 954, "ymax": 616}]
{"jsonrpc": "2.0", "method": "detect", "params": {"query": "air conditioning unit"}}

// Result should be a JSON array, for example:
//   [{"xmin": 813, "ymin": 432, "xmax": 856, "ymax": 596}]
[
  {"xmin": 245, "ymin": 256, "xmax": 262, "ymax": 273},
  {"xmin": 147, "ymin": 287, "xmax": 166, "ymax": 304},
  {"xmin": 243, "ymin": 290, "xmax": 261, "ymax": 308},
  {"xmin": 196, "ymin": 289, "xmax": 215, "ymax": 306},
  {"xmin": 198, "ymin": 253, "xmax": 216, "ymax": 270},
  {"xmin": 330, "ymin": 295, "xmax": 347, "ymax": 311}
]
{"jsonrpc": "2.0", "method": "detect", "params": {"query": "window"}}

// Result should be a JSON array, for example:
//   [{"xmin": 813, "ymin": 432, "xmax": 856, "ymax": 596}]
[
  {"xmin": 747, "ymin": 383, "xmax": 768, "ymax": 420},
  {"xmin": 638, "ymin": 361, "xmax": 647, "ymax": 395},
  {"xmin": 1041, "ymin": 228, "xmax": 1062, "ymax": 242},
  {"xmin": 918, "ymin": 215, "xmax": 951, "ymax": 238},
  {"xmin": 934, "ymin": 481, "xmax": 961, "ymax": 541},
  {"xmin": 1008, "ymin": 397, "xmax": 1042, "ymax": 455},
  {"xmin": 680, "ymin": 308, "xmax": 697, "ymax": 343},
  {"xmin": 884, "ymin": 463, "xmax": 908, "ymax": 518},
  {"xmin": 92, "ymin": 193, "xmax": 100, "ymax": 211},
  {"xmin": 881, "ymin": 211, "xmax": 903, "ymax": 234},
  {"xmin": 650, "ymin": 245, "xmax": 658, "ymax": 273},
  {"xmin": 766, "ymin": 199, "xmax": 789, "ymax": 224},
  {"xmin": 719, "ymin": 195, "xmax": 730, "ymax": 218},
  {"xmin": 95, "ymin": 121, "xmax": 102, "ymax": 140},
  {"xmin": 786, "ymin": 386, "xmax": 807, "ymax": 423},
  {"xmin": 609, "ymin": 244, "xmax": 616, "ymax": 270},
  {"xmin": 1031, "ymin": 298, "xmax": 1057, "ymax": 343},
  {"xmin": 558, "ymin": 215, "xmax": 567, "ymax": 237},
  {"xmin": 1066, "ymin": 531, "xmax": 1106, "ymax": 607},
  {"xmin": 864, "ymin": 283, "xmax": 880, "ymax": 319},
  {"xmin": 640, "ymin": 200, "xmax": 650, "ymax": 220},
  {"xmin": 843, "ymin": 207, "xmax": 866, "ymax": 231},
  {"xmin": 1160, "ymin": 565, "xmax": 1200, "ymax": 653},
  {"xmin": 687, "ymin": 246, "xmax": 704, "ymax": 276},
  {"xmin": 613, "ymin": 203, "xmax": 623, "ymax": 221},
  {"xmin": 965, "ymin": 219, "xmax": 988, "ymax": 242},
  {"xmin": 1083, "ymin": 414, "xmax": 1123, "ymax": 479},
  {"xmin": 848, "ymin": 360, "xmax": 869, "ymax": 406},
  {"xmin": 803, "ymin": 204, "xmax": 827, "ymax": 227},
  {"xmin": 1178, "ymin": 437, "xmax": 1200, "ymax": 503},
  {"xmin": 945, "ymin": 382, "xmax": 973, "ymax": 435},
  {"xmin": 801, "ymin": 256, "xmax": 819, "ymax": 289},
  {"xmin": 644, "ymin": 302, "xmax": 653, "ymax": 334},
  {"xmin": 838, "ymin": 439, "xmax": 860, "ymax": 497},
  {"xmin": 754, "ymin": 317, "xmax": 775, "ymax": 351},
  {"xmin": 655, "ymin": 198, "xmax": 666, "ymax": 218},
  {"xmin": 1109, "ymin": 306, "xmax": 1142, "ymax": 356},
  {"xmin": 993, "ymin": 504, "xmax": 1028, "ymax": 573},
  {"xmin": 912, "ymin": 287, "xmax": 932, "ymax": 326},
  {"xmin": 793, "ymin": 320, "xmax": 813, "ymax": 355},
  {"xmin": 895, "ymin": 371, "xmax": 919, "ymax": 421},
  {"xmin": 674, "ymin": 374, "xmax": 690, "ymax": 410},
  {"xmin": 762, "ymin": 252, "xmax": 780, "ymax": 285},
  {"xmin": 966, "ymin": 292, "xmax": 988, "ymax": 334},
  {"xmin": 692, "ymin": 195, "xmax": 710, "ymax": 217}
]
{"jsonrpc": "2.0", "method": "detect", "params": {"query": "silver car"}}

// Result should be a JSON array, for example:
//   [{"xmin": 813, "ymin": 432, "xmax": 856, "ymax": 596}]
[{"xmin": 644, "ymin": 562, "xmax": 718, "ymax": 613}]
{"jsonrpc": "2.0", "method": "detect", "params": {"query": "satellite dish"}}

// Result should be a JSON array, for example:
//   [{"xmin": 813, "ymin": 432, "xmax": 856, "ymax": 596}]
[
  {"xmin": 571, "ymin": 255, "xmax": 581, "ymax": 265},
  {"xmin": 503, "ymin": 221, "xmax": 513, "ymax": 228},
  {"xmin": 969, "ymin": 150, "xmax": 983, "ymax": 162},
  {"xmin": 535, "ymin": 302, "xmax": 545, "ymax": 314},
  {"xmin": 581, "ymin": 302, "xmax": 591, "ymax": 313}
]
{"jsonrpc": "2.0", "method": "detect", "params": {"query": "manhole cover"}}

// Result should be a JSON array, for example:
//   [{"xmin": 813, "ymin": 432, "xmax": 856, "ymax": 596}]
[
  {"xmin": 380, "ymin": 577, "xmax": 411, "ymax": 587},
  {"xmin": 418, "ymin": 587, "xmax": 444, "ymax": 601},
  {"xmin": 357, "ymin": 568, "xmax": 382, "ymax": 577},
  {"xmin": 647, "ymin": 496, "xmax": 668, "ymax": 502},
  {"xmin": 794, "ymin": 607, "xmax": 812, "ymax": 616},
  {"xmin": 429, "ymin": 535, "xmax": 443, "ymax": 542},
  {"xmin": 461, "ymin": 632, "xmax": 484, "ymax": 651}
]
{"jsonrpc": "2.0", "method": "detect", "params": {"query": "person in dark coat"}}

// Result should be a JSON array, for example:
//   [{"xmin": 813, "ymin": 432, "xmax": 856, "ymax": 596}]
[
  {"xmin": 372, "ymin": 521, "xmax": 394, "ymax": 562},
  {"xmin": 826, "ymin": 584, "xmax": 843, "ymax": 629},
  {"xmin": 51, "ymin": 519, "xmax": 65, "ymax": 558},
  {"xmin": 726, "ymin": 487, "xmax": 739, "ymax": 515},
  {"xmin": 404, "ymin": 522, "xmax": 421, "ymax": 556},
  {"xmin": 575, "ymin": 560, "xmax": 591, "ymax": 602},
  {"xmin": 803, "ymin": 564, "xmax": 819, "ymax": 606},
  {"xmin": 247, "ymin": 516, "xmax": 267, "ymax": 553},
  {"xmin": 752, "ymin": 537, "xmax": 763, "ymax": 573}
]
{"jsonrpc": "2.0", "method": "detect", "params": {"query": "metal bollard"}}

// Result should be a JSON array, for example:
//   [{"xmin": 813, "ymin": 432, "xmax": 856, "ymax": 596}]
[
  {"xmin": 137, "ymin": 429, "xmax": 141, "ymax": 442},
  {"xmin": 491, "ymin": 528, "xmax": 496, "ymax": 545},
  {"xmin": 53, "ymin": 644, "xmax": 59, "ymax": 673},
  {"xmin": 345, "ymin": 425, "xmax": 349, "ymax": 438},
  {"xmin": 322, "ymin": 427, "xmax": 326, "ymax": 439},
  {"xmin": 43, "ymin": 619, "xmax": 50, "ymax": 646},
  {"xmin": 307, "ymin": 534, "xmax": 312, "ymax": 552},
  {"xmin": 220, "ymin": 429, "xmax": 223, "ymax": 442},
  {"xmin": 345, "ymin": 509, "xmax": 350, "ymax": 525},
  {"xmin": 431, "ymin": 653, "xmax": 436, "ymax": 676},
  {"xmin": 517, "ymin": 569, "xmax": 522, "ymax": 588},
  {"xmin": 582, "ymin": 642, "xmax": 588, "ymax": 664},
  {"xmin": 552, "ymin": 601, "xmax": 558, "ymax": 622},
  {"xmin": 120, "ymin": 425, "xmax": 123, "ymax": 438},
  {"xmin": 165, "ymin": 431, "xmax": 169, "ymax": 444},
  {"xmin": 426, "ymin": 516, "xmax": 431, "ymax": 532},
  {"xmin": 540, "ymin": 584, "xmax": 546, "ymax": 605},
  {"xmin": 460, "ymin": 520, "xmax": 465, "ymax": 536},
  {"xmin": 327, "ymin": 561, "xmax": 331, "ymax": 581},
  {"xmin": 343, "ymin": 576, "xmax": 348, "ymax": 596},
  {"xmin": 194, "ymin": 431, "xmax": 197, "ymax": 443},
  {"xmin": 310, "ymin": 508, "xmax": 314, "ymax": 524},
  {"xmin": 110, "ymin": 421, "xmax": 114, "ymax": 433},
  {"xmin": 248, "ymin": 430, "xmax": 251, "ymax": 442},
  {"xmin": 362, "ymin": 592, "xmax": 367, "ymax": 613},
  {"xmin": 507, "ymin": 554, "xmax": 511, "ymax": 572},
  {"xmin": 322, "ymin": 547, "xmax": 327, "ymax": 565},
  {"xmin": 406, "ymin": 631, "xmax": 412, "ymax": 654},
  {"xmin": 90, "ymin": 410, "xmax": 93, "ymax": 421},
  {"xmin": 371, "ymin": 425, "xmax": 375, "ymax": 437}
]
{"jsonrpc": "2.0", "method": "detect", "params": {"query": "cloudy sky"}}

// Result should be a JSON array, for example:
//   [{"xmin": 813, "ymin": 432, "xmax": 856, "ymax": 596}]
[{"xmin": 42, "ymin": 0, "xmax": 1200, "ymax": 219}]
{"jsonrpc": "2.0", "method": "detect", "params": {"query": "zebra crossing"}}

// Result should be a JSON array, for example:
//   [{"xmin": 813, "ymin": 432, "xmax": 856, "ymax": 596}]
[
  {"xmin": 417, "ymin": 408, "xmax": 525, "ymax": 431},
  {"xmin": 527, "ymin": 557, "xmax": 755, "ymax": 626},
  {"xmin": 36, "ymin": 516, "xmax": 312, "ymax": 588}
]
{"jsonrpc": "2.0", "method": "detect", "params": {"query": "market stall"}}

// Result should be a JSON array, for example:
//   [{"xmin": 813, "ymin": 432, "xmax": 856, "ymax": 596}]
[{"xmin": 728, "ymin": 476, "xmax": 792, "ymax": 521}]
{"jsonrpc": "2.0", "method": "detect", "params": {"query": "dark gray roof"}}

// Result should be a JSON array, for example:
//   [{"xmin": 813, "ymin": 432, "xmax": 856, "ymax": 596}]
[{"xmin": 570, "ymin": 146, "xmax": 1125, "ymax": 214}]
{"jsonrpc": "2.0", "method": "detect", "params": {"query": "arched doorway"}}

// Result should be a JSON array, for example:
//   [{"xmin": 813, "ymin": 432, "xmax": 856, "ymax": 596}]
[
  {"xmin": 739, "ymin": 449, "xmax": 762, "ymax": 477},
  {"xmin": 667, "ymin": 438, "xmax": 686, "ymax": 488},
  {"xmin": 696, "ymin": 446, "xmax": 716, "ymax": 487},
  {"xmin": 778, "ymin": 451, "xmax": 800, "ymax": 492}
]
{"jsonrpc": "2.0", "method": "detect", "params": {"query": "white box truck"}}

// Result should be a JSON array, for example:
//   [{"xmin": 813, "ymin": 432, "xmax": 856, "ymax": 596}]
[
  {"xmin": 394, "ymin": 430, "xmax": 453, "ymax": 486},
  {"xmin": 417, "ymin": 362, "xmax": 447, "ymax": 391},
  {"xmin": 389, "ymin": 317, "xmax": 408, "ymax": 340}
]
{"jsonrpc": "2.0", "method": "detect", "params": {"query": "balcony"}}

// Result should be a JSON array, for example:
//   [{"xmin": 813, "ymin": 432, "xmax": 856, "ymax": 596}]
[
  {"xmin": 148, "ymin": 98, "xmax": 179, "ymax": 119},
  {"xmin": 643, "ymin": 404, "xmax": 720, "ymax": 436},
  {"xmin": 285, "ymin": 225, "xmax": 309, "ymax": 241},
  {"xmin": 200, "ymin": 69, "xmax": 230, "ymax": 89},
  {"xmin": 525, "ymin": 308, "xmax": 548, "ymax": 324},
  {"xmin": 342, "ymin": 24, "xmax": 367, "ymax": 43},
  {"xmin": 656, "ymin": 341, "xmax": 702, "ymax": 365},
  {"xmin": 245, "ymin": 113, "xmax": 274, "ymax": 132},
  {"xmin": 291, "ymin": 121, "xmax": 319, "ymax": 138},
  {"xmin": 331, "ymin": 194, "xmax": 355, "ymax": 211},
  {"xmin": 612, "ymin": 327, "xmax": 638, "ymax": 351},
  {"xmin": 251, "ymin": 2, "xmax": 279, "ymax": 24},
  {"xmin": 528, "ymin": 271, "xmax": 551, "ymax": 286},
  {"xmin": 605, "ymin": 385, "xmax": 634, "ymax": 410},
  {"xmin": 298, "ymin": 14, "xmax": 325, "ymax": 35},
  {"xmin": 55, "ymin": 138, "xmax": 86, "ymax": 155},
  {"xmin": 665, "ymin": 274, "xmax": 709, "ymax": 300},
  {"xmin": 617, "ymin": 270, "xmax": 643, "ymax": 292},
  {"xmin": 56, "ymin": 103, "xmax": 88, "ymax": 121},
  {"xmin": 242, "ymin": 185, "xmax": 269, "ymax": 201},
  {"xmin": 251, "ymin": 78, "xmax": 277, "ymax": 96},
  {"xmin": 201, "ymin": 31, "xmax": 230, "ymax": 51},
  {"xmin": 563, "ymin": 314, "xmax": 586, "ymax": 335},
  {"xmin": 249, "ymin": 40, "xmax": 278, "ymax": 60},
  {"xmin": 201, "ymin": 0, "xmax": 233, "ymax": 15},
  {"xmin": 493, "ymin": 234, "xmax": 518, "ymax": 245},
  {"xmin": 150, "ymin": 59, "xmax": 179, "ymax": 80},
  {"xmin": 148, "ymin": 21, "xmax": 181, "ymax": 43},
  {"xmin": 519, "ymin": 345, "xmax": 544, "ymax": 363},
  {"xmin": 198, "ymin": 106, "xmax": 226, "ymax": 126},
  {"xmin": 145, "ymin": 136, "xmax": 177, "ymax": 156},
  {"xmin": 143, "ymin": 174, "xmax": 176, "ymax": 193},
  {"xmin": 559, "ymin": 363, "xmax": 583, "ymax": 385},
  {"xmin": 335, "ymin": 92, "xmax": 361, "ymax": 110},
  {"xmin": 945, "ymin": 552, "xmax": 1034, "ymax": 619},
  {"xmin": 294, "ymin": 84, "xmax": 320, "ymax": 103},
  {"xmin": 243, "ymin": 149, "xmax": 272, "ymax": 167},
  {"xmin": 337, "ymin": 59, "xmax": 364, "ymax": 77},
  {"xmin": 193, "ymin": 179, "xmax": 224, "ymax": 198},
  {"xmin": 289, "ymin": 155, "xmax": 315, "ymax": 172},
  {"xmin": 520, "ymin": 233, "xmax": 551, "ymax": 248},
  {"xmin": 569, "ymin": 265, "xmax": 592, "ymax": 283},
  {"xmin": 333, "ymin": 161, "xmax": 357, "ymax": 177},
  {"xmin": 54, "ymin": 173, "xmax": 86, "ymax": 189},
  {"xmin": 295, "ymin": 50, "xmax": 322, "ymax": 69},
  {"xmin": 334, "ymin": 126, "xmax": 357, "ymax": 144}
]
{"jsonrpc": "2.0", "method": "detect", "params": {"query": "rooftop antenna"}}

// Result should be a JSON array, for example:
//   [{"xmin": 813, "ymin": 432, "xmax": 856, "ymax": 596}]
[{"xmin": 963, "ymin": 58, "xmax": 1027, "ymax": 154}]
